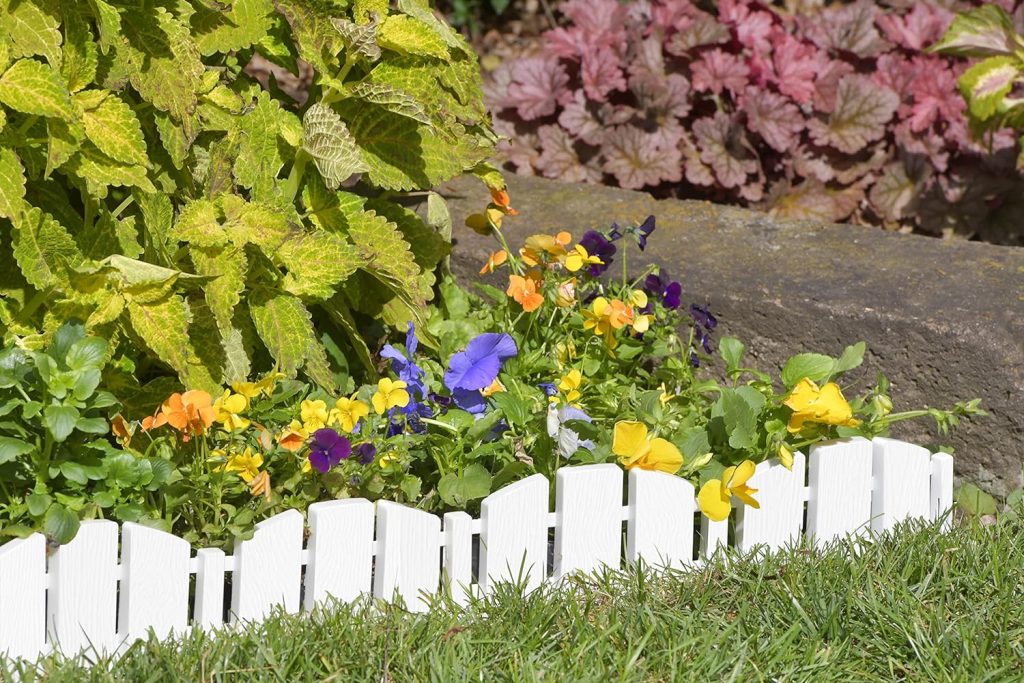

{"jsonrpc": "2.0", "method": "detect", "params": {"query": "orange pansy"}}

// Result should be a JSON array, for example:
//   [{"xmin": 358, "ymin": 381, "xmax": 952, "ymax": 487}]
[
  {"xmin": 480, "ymin": 249, "xmax": 508, "ymax": 275},
  {"xmin": 507, "ymin": 274, "xmax": 544, "ymax": 312}
]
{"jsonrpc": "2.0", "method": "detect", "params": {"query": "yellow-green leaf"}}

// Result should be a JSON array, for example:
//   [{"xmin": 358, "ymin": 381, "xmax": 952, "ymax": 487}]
[
  {"xmin": 278, "ymin": 231, "xmax": 360, "ymax": 301},
  {"xmin": 78, "ymin": 90, "xmax": 148, "ymax": 166},
  {"xmin": 189, "ymin": 244, "xmax": 247, "ymax": 333},
  {"xmin": 60, "ymin": 7, "xmax": 98, "ymax": 92},
  {"xmin": 127, "ymin": 294, "xmax": 218, "ymax": 392},
  {"xmin": 249, "ymin": 290, "xmax": 316, "ymax": 377},
  {"xmin": 0, "ymin": 58, "xmax": 74, "ymax": 120},
  {"xmin": 234, "ymin": 90, "xmax": 282, "ymax": 199},
  {"xmin": 191, "ymin": 0, "xmax": 275, "ymax": 56},
  {"xmin": 376, "ymin": 15, "xmax": 449, "ymax": 59},
  {"xmin": 0, "ymin": 146, "xmax": 26, "ymax": 220},
  {"xmin": 0, "ymin": 0, "xmax": 62, "ymax": 68},
  {"xmin": 11, "ymin": 207, "xmax": 83, "ymax": 289},
  {"xmin": 65, "ymin": 143, "xmax": 155, "ymax": 197},
  {"xmin": 302, "ymin": 102, "xmax": 367, "ymax": 188}
]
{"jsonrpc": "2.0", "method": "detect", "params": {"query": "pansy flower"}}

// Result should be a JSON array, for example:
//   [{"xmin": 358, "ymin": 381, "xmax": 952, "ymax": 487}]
[
  {"xmin": 372, "ymin": 378, "xmax": 410, "ymax": 415},
  {"xmin": 334, "ymin": 394, "xmax": 370, "ymax": 433},
  {"xmin": 308, "ymin": 428, "xmax": 351, "ymax": 473},
  {"xmin": 546, "ymin": 404, "xmax": 595, "ymax": 459},
  {"xmin": 354, "ymin": 442, "xmax": 377, "ymax": 465},
  {"xmin": 444, "ymin": 333, "xmax": 518, "ymax": 392},
  {"xmin": 278, "ymin": 420, "xmax": 308, "ymax": 452},
  {"xmin": 480, "ymin": 249, "xmax": 508, "ymax": 275},
  {"xmin": 644, "ymin": 272, "xmax": 682, "ymax": 310},
  {"xmin": 141, "ymin": 390, "xmax": 215, "ymax": 441},
  {"xmin": 301, "ymin": 399, "xmax": 331, "ymax": 431},
  {"xmin": 381, "ymin": 322, "xmax": 426, "ymax": 398},
  {"xmin": 577, "ymin": 230, "xmax": 617, "ymax": 276},
  {"xmin": 558, "ymin": 369, "xmax": 583, "ymax": 403},
  {"xmin": 219, "ymin": 447, "xmax": 264, "ymax": 483},
  {"xmin": 520, "ymin": 233, "xmax": 570, "ymax": 267},
  {"xmin": 213, "ymin": 389, "xmax": 250, "ymax": 432},
  {"xmin": 489, "ymin": 187, "xmax": 519, "ymax": 215},
  {"xmin": 783, "ymin": 379, "xmax": 861, "ymax": 432},
  {"xmin": 555, "ymin": 278, "xmax": 576, "ymax": 308},
  {"xmin": 564, "ymin": 245, "xmax": 603, "ymax": 273},
  {"xmin": 507, "ymin": 274, "xmax": 544, "ymax": 312},
  {"xmin": 611, "ymin": 421, "xmax": 683, "ymax": 474},
  {"xmin": 698, "ymin": 461, "xmax": 760, "ymax": 521},
  {"xmin": 634, "ymin": 215, "xmax": 656, "ymax": 250}
]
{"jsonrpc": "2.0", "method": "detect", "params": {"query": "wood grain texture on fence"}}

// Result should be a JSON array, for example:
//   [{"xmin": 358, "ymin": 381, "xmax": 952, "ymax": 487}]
[{"xmin": 0, "ymin": 437, "xmax": 956, "ymax": 663}]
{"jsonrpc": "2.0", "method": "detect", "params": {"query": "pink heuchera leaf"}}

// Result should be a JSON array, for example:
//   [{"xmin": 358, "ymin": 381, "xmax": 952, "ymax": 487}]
[
  {"xmin": 877, "ymin": 2, "xmax": 954, "ymax": 51},
  {"xmin": 601, "ymin": 125, "xmax": 682, "ymax": 189},
  {"xmin": 558, "ymin": 91, "xmax": 606, "ymax": 146},
  {"xmin": 691, "ymin": 48, "xmax": 749, "ymax": 95},
  {"xmin": 561, "ymin": 0, "xmax": 628, "ymax": 52},
  {"xmin": 693, "ymin": 111, "xmax": 758, "ymax": 188},
  {"xmin": 581, "ymin": 45, "xmax": 627, "ymax": 102},
  {"xmin": 628, "ymin": 36, "xmax": 666, "ymax": 80},
  {"xmin": 895, "ymin": 122, "xmax": 950, "ymax": 173},
  {"xmin": 681, "ymin": 132, "xmax": 715, "ymax": 186},
  {"xmin": 667, "ymin": 14, "xmax": 730, "ymax": 55},
  {"xmin": 905, "ymin": 56, "xmax": 963, "ymax": 132},
  {"xmin": 740, "ymin": 87, "xmax": 803, "ymax": 153},
  {"xmin": 811, "ymin": 60, "xmax": 855, "ymax": 114},
  {"xmin": 770, "ymin": 34, "xmax": 827, "ymax": 104},
  {"xmin": 719, "ymin": 0, "xmax": 775, "ymax": 52},
  {"xmin": 769, "ymin": 179, "xmax": 865, "ymax": 222},
  {"xmin": 506, "ymin": 57, "xmax": 571, "ymax": 121},
  {"xmin": 873, "ymin": 53, "xmax": 917, "ymax": 100},
  {"xmin": 801, "ymin": 0, "xmax": 889, "ymax": 57},
  {"xmin": 650, "ymin": 0, "xmax": 701, "ymax": 32},
  {"xmin": 807, "ymin": 75, "xmax": 899, "ymax": 154},
  {"xmin": 496, "ymin": 130, "xmax": 542, "ymax": 176},
  {"xmin": 869, "ymin": 162, "xmax": 920, "ymax": 223},
  {"xmin": 537, "ymin": 125, "xmax": 604, "ymax": 184}
]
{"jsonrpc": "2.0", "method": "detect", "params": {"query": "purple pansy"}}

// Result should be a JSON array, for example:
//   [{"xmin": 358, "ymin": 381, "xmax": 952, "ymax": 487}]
[
  {"xmin": 354, "ymin": 443, "xmax": 376, "ymax": 465},
  {"xmin": 381, "ymin": 322, "xmax": 426, "ymax": 397},
  {"xmin": 578, "ymin": 230, "xmax": 616, "ymax": 276},
  {"xmin": 444, "ymin": 333, "xmax": 518, "ymax": 391},
  {"xmin": 689, "ymin": 304, "xmax": 717, "ymax": 331},
  {"xmin": 308, "ymin": 428, "xmax": 351, "ymax": 473},
  {"xmin": 644, "ymin": 272, "xmax": 682, "ymax": 310},
  {"xmin": 607, "ymin": 222, "xmax": 624, "ymax": 241},
  {"xmin": 634, "ymin": 215, "xmax": 656, "ymax": 250}
]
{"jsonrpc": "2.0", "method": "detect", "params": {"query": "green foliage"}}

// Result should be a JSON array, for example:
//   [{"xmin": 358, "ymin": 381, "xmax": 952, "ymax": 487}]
[
  {"xmin": 933, "ymin": 5, "xmax": 1024, "ymax": 167},
  {"xmin": 0, "ymin": 0, "xmax": 495, "ymax": 394},
  {"xmin": 0, "ymin": 321, "xmax": 170, "ymax": 544}
]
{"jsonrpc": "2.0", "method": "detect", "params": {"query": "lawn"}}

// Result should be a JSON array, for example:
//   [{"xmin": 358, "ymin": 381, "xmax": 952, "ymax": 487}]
[{"xmin": 5, "ymin": 517, "xmax": 1021, "ymax": 682}]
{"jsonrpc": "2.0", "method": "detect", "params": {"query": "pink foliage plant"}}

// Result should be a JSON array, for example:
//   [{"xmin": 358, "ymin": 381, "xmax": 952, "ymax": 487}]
[{"xmin": 486, "ymin": 0, "xmax": 1024, "ymax": 242}]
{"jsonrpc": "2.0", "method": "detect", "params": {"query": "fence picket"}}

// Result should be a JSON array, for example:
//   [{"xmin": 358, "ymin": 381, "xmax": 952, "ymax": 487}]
[
  {"xmin": 930, "ymin": 452, "xmax": 955, "ymax": 531},
  {"xmin": 627, "ymin": 469, "xmax": 696, "ymax": 569},
  {"xmin": 443, "ymin": 511, "xmax": 474, "ymax": 606},
  {"xmin": 373, "ymin": 501, "xmax": 441, "ymax": 612},
  {"xmin": 479, "ymin": 474, "xmax": 548, "ymax": 593},
  {"xmin": 0, "ymin": 533, "xmax": 46, "ymax": 662},
  {"xmin": 230, "ymin": 509, "xmax": 304, "ymax": 623},
  {"xmin": 47, "ymin": 520, "xmax": 119, "ymax": 657},
  {"xmin": 119, "ymin": 524, "xmax": 191, "ymax": 642},
  {"xmin": 736, "ymin": 452, "xmax": 806, "ymax": 554},
  {"xmin": 194, "ymin": 548, "xmax": 225, "ymax": 630},
  {"xmin": 700, "ymin": 516, "xmax": 728, "ymax": 559},
  {"xmin": 305, "ymin": 500, "xmax": 374, "ymax": 609},
  {"xmin": 806, "ymin": 437, "xmax": 873, "ymax": 547},
  {"xmin": 872, "ymin": 437, "xmax": 931, "ymax": 533},
  {"xmin": 554, "ymin": 465, "xmax": 623, "ymax": 577}
]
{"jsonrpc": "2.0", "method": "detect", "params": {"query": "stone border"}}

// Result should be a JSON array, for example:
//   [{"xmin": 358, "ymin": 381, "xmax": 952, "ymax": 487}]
[{"xmin": 435, "ymin": 174, "xmax": 1024, "ymax": 497}]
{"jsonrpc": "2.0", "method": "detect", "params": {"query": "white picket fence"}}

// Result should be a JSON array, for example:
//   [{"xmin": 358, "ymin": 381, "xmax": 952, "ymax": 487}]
[{"xmin": 0, "ymin": 436, "xmax": 953, "ymax": 663}]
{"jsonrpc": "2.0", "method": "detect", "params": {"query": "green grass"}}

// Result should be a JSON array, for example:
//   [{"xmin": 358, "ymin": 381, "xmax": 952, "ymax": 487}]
[{"xmin": 5, "ymin": 518, "xmax": 1023, "ymax": 682}]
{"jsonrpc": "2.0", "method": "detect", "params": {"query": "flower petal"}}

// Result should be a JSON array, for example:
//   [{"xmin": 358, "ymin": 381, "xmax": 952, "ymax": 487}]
[
  {"xmin": 697, "ymin": 479, "xmax": 732, "ymax": 521},
  {"xmin": 612, "ymin": 421, "xmax": 649, "ymax": 460}
]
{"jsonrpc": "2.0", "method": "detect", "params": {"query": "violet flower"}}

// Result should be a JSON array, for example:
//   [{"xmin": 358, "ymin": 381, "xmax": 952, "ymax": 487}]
[
  {"xmin": 578, "ymin": 230, "xmax": 616, "ymax": 276},
  {"xmin": 444, "ymin": 333, "xmax": 517, "ymax": 391},
  {"xmin": 354, "ymin": 443, "xmax": 376, "ymax": 465},
  {"xmin": 634, "ymin": 215, "xmax": 656, "ymax": 250},
  {"xmin": 381, "ymin": 322, "xmax": 426, "ymax": 398},
  {"xmin": 309, "ymin": 428, "xmax": 351, "ymax": 473}
]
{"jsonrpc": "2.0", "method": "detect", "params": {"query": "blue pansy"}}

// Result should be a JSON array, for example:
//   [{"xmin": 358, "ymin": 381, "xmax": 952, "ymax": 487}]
[
  {"xmin": 444, "ymin": 333, "xmax": 517, "ymax": 391},
  {"xmin": 381, "ymin": 322, "xmax": 426, "ymax": 398}
]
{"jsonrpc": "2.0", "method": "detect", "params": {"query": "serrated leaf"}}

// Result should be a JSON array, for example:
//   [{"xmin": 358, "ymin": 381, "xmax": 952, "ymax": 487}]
[
  {"xmin": 189, "ymin": 244, "xmax": 247, "ymax": 334},
  {"xmin": 365, "ymin": 198, "xmax": 449, "ymax": 270},
  {"xmin": 219, "ymin": 196, "xmax": 292, "ymax": 252},
  {"xmin": 12, "ymin": 207, "xmax": 82, "ymax": 289},
  {"xmin": 274, "ymin": 0, "xmax": 342, "ymax": 73},
  {"xmin": 869, "ymin": 163, "xmax": 917, "ymax": 223},
  {"xmin": 377, "ymin": 15, "xmax": 449, "ymax": 59},
  {"xmin": 807, "ymin": 76, "xmax": 898, "ymax": 154},
  {"xmin": 249, "ymin": 290, "xmax": 316, "ymax": 376},
  {"xmin": 234, "ymin": 90, "xmax": 282, "ymax": 199},
  {"xmin": 65, "ymin": 143, "xmax": 155, "ymax": 197},
  {"xmin": 396, "ymin": 0, "xmax": 471, "ymax": 55},
  {"xmin": 353, "ymin": 0, "xmax": 388, "ymax": 23},
  {"xmin": 119, "ymin": 9, "xmax": 204, "ymax": 133},
  {"xmin": 191, "ymin": 0, "xmax": 275, "ymax": 56},
  {"xmin": 60, "ymin": 8, "xmax": 98, "ymax": 92},
  {"xmin": 0, "ymin": 146, "xmax": 26, "ymax": 220},
  {"xmin": 931, "ymin": 5, "xmax": 1023, "ymax": 57},
  {"xmin": 128, "ymin": 293, "xmax": 217, "ymax": 392},
  {"xmin": 0, "ymin": 0, "xmax": 62, "ymax": 68},
  {"xmin": 346, "ymin": 81, "xmax": 432, "ymax": 126},
  {"xmin": 278, "ymin": 231, "xmax": 360, "ymax": 300},
  {"xmin": 369, "ymin": 54, "xmax": 487, "ymax": 126},
  {"xmin": 87, "ymin": 0, "xmax": 121, "ymax": 53},
  {"xmin": 78, "ymin": 90, "xmax": 148, "ymax": 166},
  {"xmin": 171, "ymin": 198, "xmax": 227, "ymax": 247},
  {"xmin": 302, "ymin": 102, "xmax": 367, "ymax": 188},
  {"xmin": 153, "ymin": 110, "xmax": 191, "ymax": 169},
  {"xmin": 959, "ymin": 56, "xmax": 1019, "ymax": 122},
  {"xmin": 330, "ymin": 15, "xmax": 381, "ymax": 62},
  {"xmin": 256, "ymin": 12, "xmax": 300, "ymax": 74},
  {"xmin": 45, "ymin": 116, "xmax": 84, "ymax": 177},
  {"xmin": 0, "ymin": 58, "xmax": 74, "ymax": 119}
]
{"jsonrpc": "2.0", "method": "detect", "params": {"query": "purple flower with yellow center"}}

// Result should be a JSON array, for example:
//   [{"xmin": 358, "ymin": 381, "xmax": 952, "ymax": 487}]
[
  {"xmin": 354, "ymin": 443, "xmax": 376, "ymax": 465},
  {"xmin": 381, "ymin": 322, "xmax": 426, "ymax": 398},
  {"xmin": 578, "ymin": 230, "xmax": 616, "ymax": 276},
  {"xmin": 644, "ymin": 272, "xmax": 682, "ymax": 310},
  {"xmin": 308, "ymin": 428, "xmax": 351, "ymax": 473}
]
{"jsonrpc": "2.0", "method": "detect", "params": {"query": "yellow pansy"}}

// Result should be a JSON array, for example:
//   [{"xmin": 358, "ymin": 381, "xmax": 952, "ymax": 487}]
[
  {"xmin": 219, "ymin": 447, "xmax": 264, "ymax": 483},
  {"xmin": 558, "ymin": 369, "xmax": 583, "ymax": 403},
  {"xmin": 556, "ymin": 339, "xmax": 577, "ymax": 366},
  {"xmin": 632, "ymin": 313, "xmax": 654, "ymax": 334},
  {"xmin": 372, "ymin": 378, "xmax": 410, "ymax": 415},
  {"xmin": 482, "ymin": 378, "xmax": 505, "ymax": 397},
  {"xmin": 379, "ymin": 451, "xmax": 400, "ymax": 469},
  {"xmin": 300, "ymin": 399, "xmax": 331, "ymax": 431},
  {"xmin": 783, "ymin": 378, "xmax": 861, "ymax": 433},
  {"xmin": 334, "ymin": 394, "xmax": 370, "ymax": 433},
  {"xmin": 213, "ymin": 389, "xmax": 250, "ymax": 432},
  {"xmin": 629, "ymin": 290, "xmax": 649, "ymax": 308},
  {"xmin": 232, "ymin": 372, "xmax": 284, "ymax": 400},
  {"xmin": 564, "ymin": 245, "xmax": 603, "ymax": 273},
  {"xmin": 611, "ymin": 421, "xmax": 683, "ymax": 474},
  {"xmin": 697, "ymin": 461, "xmax": 760, "ymax": 521},
  {"xmin": 778, "ymin": 444, "xmax": 794, "ymax": 471},
  {"xmin": 465, "ymin": 207, "xmax": 505, "ymax": 235}
]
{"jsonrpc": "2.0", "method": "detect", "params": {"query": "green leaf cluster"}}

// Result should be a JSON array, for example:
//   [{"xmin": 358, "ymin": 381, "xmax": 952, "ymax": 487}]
[
  {"xmin": 0, "ymin": 0, "xmax": 489, "ymax": 396},
  {"xmin": 932, "ymin": 5, "xmax": 1024, "ymax": 167}
]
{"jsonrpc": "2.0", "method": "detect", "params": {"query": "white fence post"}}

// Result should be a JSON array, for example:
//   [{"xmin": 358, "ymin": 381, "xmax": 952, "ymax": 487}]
[
  {"xmin": 735, "ymin": 452, "xmax": 806, "ymax": 554},
  {"xmin": 930, "ymin": 452, "xmax": 955, "ymax": 531},
  {"xmin": 806, "ymin": 437, "xmax": 873, "ymax": 547},
  {"xmin": 119, "ymin": 523, "xmax": 191, "ymax": 643},
  {"xmin": 627, "ymin": 469, "xmax": 696, "ymax": 570},
  {"xmin": 230, "ymin": 509, "xmax": 304, "ymax": 623},
  {"xmin": 47, "ymin": 520, "xmax": 119, "ymax": 657},
  {"xmin": 373, "ymin": 501, "xmax": 441, "ymax": 612},
  {"xmin": 0, "ymin": 533, "xmax": 46, "ymax": 662},
  {"xmin": 554, "ymin": 464, "xmax": 623, "ymax": 577},
  {"xmin": 194, "ymin": 548, "xmax": 226, "ymax": 630},
  {"xmin": 479, "ymin": 474, "xmax": 549, "ymax": 594},
  {"xmin": 871, "ymin": 437, "xmax": 932, "ymax": 533},
  {"xmin": 305, "ymin": 500, "xmax": 374, "ymax": 609},
  {"xmin": 443, "ymin": 511, "xmax": 474, "ymax": 606}
]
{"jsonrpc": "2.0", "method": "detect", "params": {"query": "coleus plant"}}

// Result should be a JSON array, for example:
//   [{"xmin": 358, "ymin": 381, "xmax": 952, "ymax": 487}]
[
  {"xmin": 486, "ymin": 0, "xmax": 1024, "ymax": 243},
  {"xmin": 0, "ymin": 0, "xmax": 498, "ymax": 410}
]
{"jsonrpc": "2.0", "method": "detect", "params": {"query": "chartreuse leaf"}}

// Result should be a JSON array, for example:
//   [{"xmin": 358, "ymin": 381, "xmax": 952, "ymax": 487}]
[
  {"xmin": 11, "ymin": 207, "xmax": 82, "ymax": 289},
  {"xmin": 78, "ymin": 90, "xmax": 148, "ymax": 166},
  {"xmin": 60, "ymin": 6, "xmax": 98, "ymax": 93},
  {"xmin": 302, "ymin": 102, "xmax": 367, "ymax": 188},
  {"xmin": 234, "ymin": 90, "xmax": 283, "ymax": 199},
  {"xmin": 274, "ymin": 0, "xmax": 342, "ymax": 73},
  {"xmin": 958, "ymin": 56, "xmax": 1021, "ymax": 122},
  {"xmin": 191, "ymin": 0, "xmax": 275, "ymax": 56},
  {"xmin": 45, "ymin": 113, "xmax": 84, "ymax": 177},
  {"xmin": 278, "ymin": 231, "xmax": 361, "ymax": 301},
  {"xmin": 365, "ymin": 197, "xmax": 450, "ymax": 269},
  {"xmin": 189, "ymin": 244, "xmax": 247, "ymax": 333},
  {"xmin": 346, "ymin": 81, "xmax": 432, "ymax": 127},
  {"xmin": 65, "ymin": 143, "xmax": 155, "ymax": 197},
  {"xmin": 376, "ymin": 15, "xmax": 449, "ymax": 59},
  {"xmin": 0, "ymin": 146, "xmax": 26, "ymax": 220},
  {"xmin": 249, "ymin": 290, "xmax": 316, "ymax": 377},
  {"xmin": 0, "ymin": 58, "xmax": 75, "ymax": 120},
  {"xmin": 0, "ymin": 0, "xmax": 62, "ymax": 68},
  {"xmin": 396, "ymin": 0, "xmax": 472, "ymax": 55},
  {"xmin": 368, "ymin": 54, "xmax": 487, "ymax": 127},
  {"xmin": 87, "ymin": 0, "xmax": 121, "ymax": 53},
  {"xmin": 127, "ymin": 293, "xmax": 218, "ymax": 392},
  {"xmin": 353, "ymin": 0, "xmax": 388, "ymax": 23},
  {"xmin": 931, "ymin": 4, "xmax": 1024, "ymax": 57}
]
